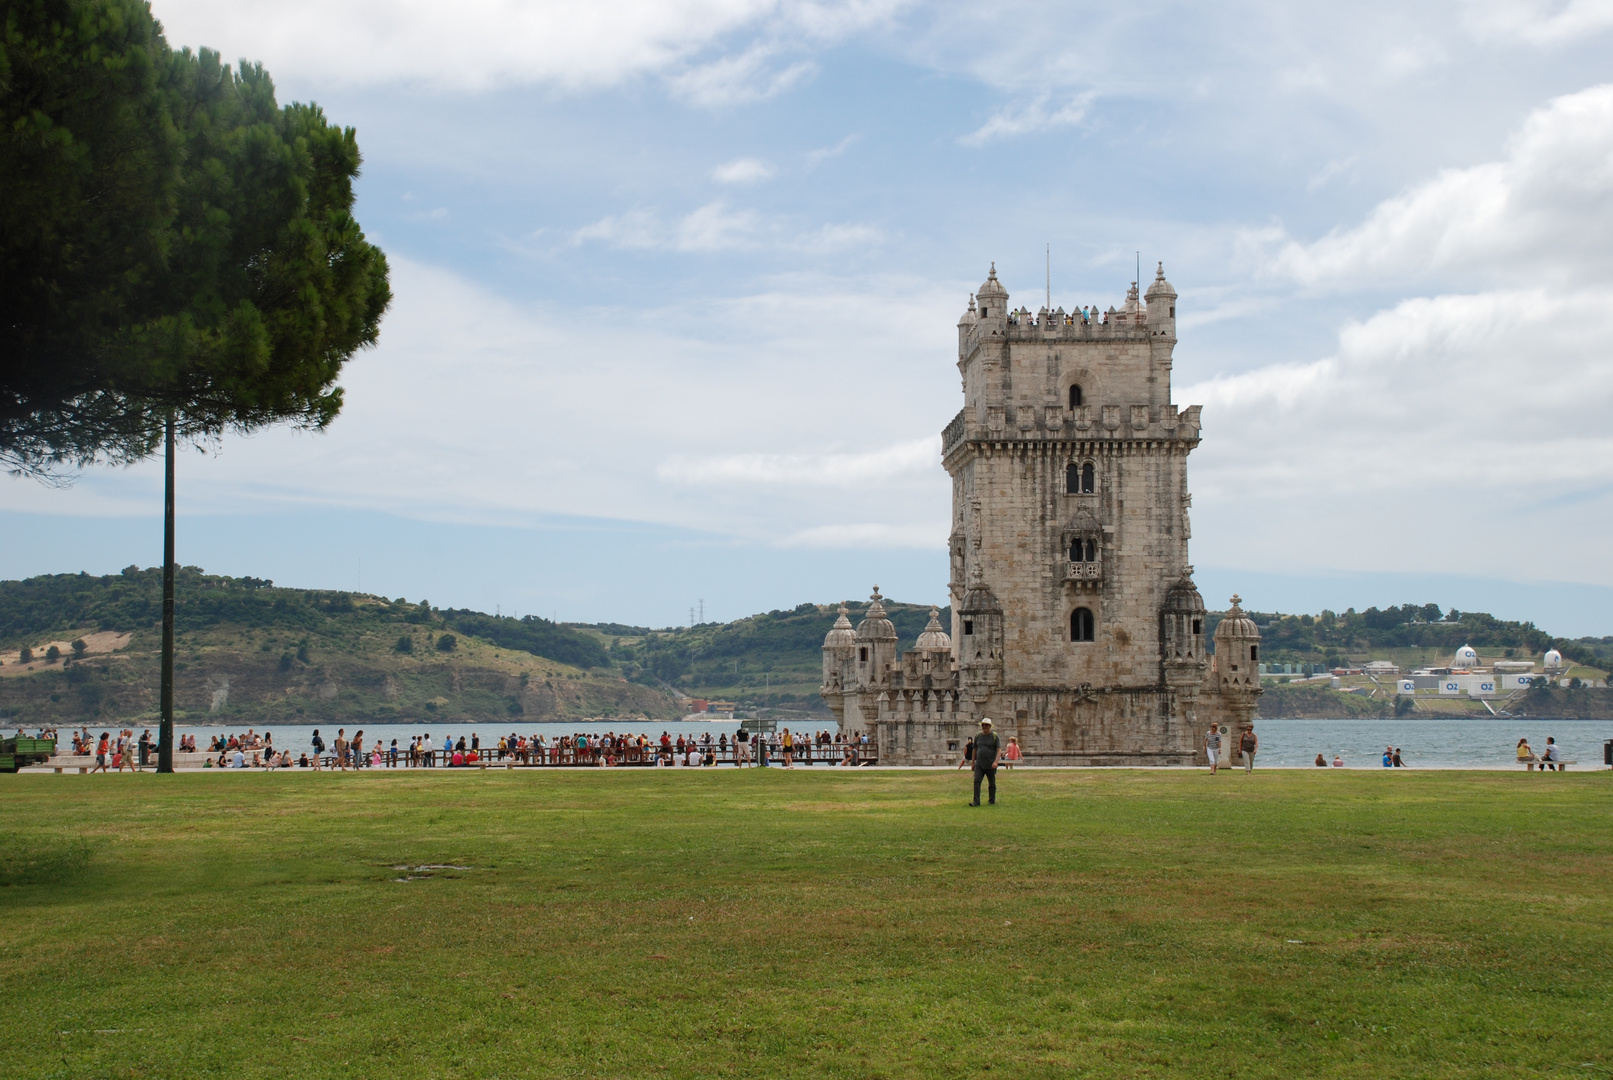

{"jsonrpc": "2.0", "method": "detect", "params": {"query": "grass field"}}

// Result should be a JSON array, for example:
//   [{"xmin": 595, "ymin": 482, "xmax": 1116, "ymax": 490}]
[{"xmin": 3, "ymin": 769, "xmax": 1610, "ymax": 1079}]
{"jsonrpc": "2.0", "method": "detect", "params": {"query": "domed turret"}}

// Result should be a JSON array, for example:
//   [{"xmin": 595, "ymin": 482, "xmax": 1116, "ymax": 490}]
[
  {"xmin": 820, "ymin": 604, "xmax": 858, "ymax": 698},
  {"xmin": 958, "ymin": 293, "xmax": 977, "ymax": 328},
  {"xmin": 1145, "ymin": 261, "xmax": 1176, "ymax": 337},
  {"xmin": 853, "ymin": 587, "xmax": 898, "ymax": 686},
  {"xmin": 1453, "ymin": 644, "xmax": 1478, "ymax": 669},
  {"xmin": 823, "ymin": 605, "xmax": 856, "ymax": 649},
  {"xmin": 1213, "ymin": 594, "xmax": 1260, "ymax": 691},
  {"xmin": 914, "ymin": 607, "xmax": 952, "ymax": 652},
  {"xmin": 958, "ymin": 566, "xmax": 1004, "ymax": 690},
  {"xmin": 975, "ymin": 262, "xmax": 1008, "ymax": 320},
  {"xmin": 1161, "ymin": 573, "xmax": 1207, "ymax": 669}
]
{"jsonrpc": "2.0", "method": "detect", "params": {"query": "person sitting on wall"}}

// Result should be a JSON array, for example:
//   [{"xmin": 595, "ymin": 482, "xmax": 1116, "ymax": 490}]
[
  {"xmin": 1315, "ymin": 754, "xmax": 1327, "ymax": 767},
  {"xmin": 1517, "ymin": 738, "xmax": 1538, "ymax": 770}
]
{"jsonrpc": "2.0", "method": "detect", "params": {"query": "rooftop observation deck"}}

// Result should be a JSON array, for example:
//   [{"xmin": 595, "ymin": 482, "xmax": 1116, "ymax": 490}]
[{"xmin": 963, "ymin": 304, "xmax": 1164, "ymax": 350}]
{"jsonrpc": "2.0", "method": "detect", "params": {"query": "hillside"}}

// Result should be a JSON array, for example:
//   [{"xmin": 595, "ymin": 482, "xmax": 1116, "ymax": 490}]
[
  {"xmin": 0, "ymin": 568, "xmax": 677, "ymax": 729},
  {"xmin": 577, "ymin": 599, "xmax": 950, "ymax": 709},
  {"xmin": 0, "ymin": 571, "xmax": 947, "ymax": 728},
  {"xmin": 4, "ymin": 569, "xmax": 1608, "ymax": 727}
]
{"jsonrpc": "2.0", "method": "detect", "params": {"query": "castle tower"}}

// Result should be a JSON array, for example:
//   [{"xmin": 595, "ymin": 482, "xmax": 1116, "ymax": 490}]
[{"xmin": 827, "ymin": 262, "xmax": 1256, "ymax": 765}]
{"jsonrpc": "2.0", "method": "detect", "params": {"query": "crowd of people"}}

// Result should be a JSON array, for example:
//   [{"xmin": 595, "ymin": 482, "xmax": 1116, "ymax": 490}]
[{"xmin": 176, "ymin": 726, "xmax": 875, "ymax": 770}]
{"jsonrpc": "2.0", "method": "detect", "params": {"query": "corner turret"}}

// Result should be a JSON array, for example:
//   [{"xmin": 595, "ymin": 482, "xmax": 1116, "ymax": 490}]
[
  {"xmin": 1145, "ymin": 262, "xmax": 1177, "ymax": 339},
  {"xmin": 975, "ymin": 263, "xmax": 1008, "ymax": 321},
  {"xmin": 854, "ymin": 587, "xmax": 899, "ymax": 687}
]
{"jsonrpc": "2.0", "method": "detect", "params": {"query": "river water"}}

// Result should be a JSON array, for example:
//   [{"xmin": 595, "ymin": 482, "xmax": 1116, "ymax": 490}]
[{"xmin": 82, "ymin": 716, "xmax": 1613, "ymax": 769}]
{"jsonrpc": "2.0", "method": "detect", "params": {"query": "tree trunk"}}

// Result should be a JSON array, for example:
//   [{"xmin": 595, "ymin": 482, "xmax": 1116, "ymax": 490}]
[{"xmin": 158, "ymin": 412, "xmax": 175, "ymax": 773}]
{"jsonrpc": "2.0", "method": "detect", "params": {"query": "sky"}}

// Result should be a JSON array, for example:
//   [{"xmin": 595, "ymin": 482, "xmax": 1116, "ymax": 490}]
[{"xmin": 5, "ymin": 0, "xmax": 1613, "ymax": 634}]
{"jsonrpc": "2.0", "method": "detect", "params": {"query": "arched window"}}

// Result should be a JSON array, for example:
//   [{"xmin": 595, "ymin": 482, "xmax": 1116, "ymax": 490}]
[
  {"xmin": 1068, "ymin": 384, "xmax": 1083, "ymax": 409},
  {"xmin": 1071, "ymin": 607, "xmax": 1095, "ymax": 642},
  {"xmin": 1066, "ymin": 463, "xmax": 1079, "ymax": 494},
  {"xmin": 1081, "ymin": 462, "xmax": 1095, "ymax": 493},
  {"xmin": 1070, "ymin": 538, "xmax": 1096, "ymax": 562}
]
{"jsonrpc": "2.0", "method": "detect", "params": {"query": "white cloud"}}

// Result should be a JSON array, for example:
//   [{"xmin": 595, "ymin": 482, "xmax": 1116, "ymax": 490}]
[
  {"xmin": 676, "ymin": 201, "xmax": 763, "ymax": 250},
  {"xmin": 960, "ymin": 91, "xmax": 1096, "ymax": 146},
  {"xmin": 1261, "ymin": 83, "xmax": 1613, "ymax": 290},
  {"xmin": 572, "ymin": 202, "xmax": 760, "ymax": 251},
  {"xmin": 806, "ymin": 134, "xmax": 859, "ymax": 164},
  {"xmin": 153, "ymin": 0, "xmax": 901, "ymax": 93},
  {"xmin": 658, "ymin": 436, "xmax": 938, "ymax": 486},
  {"xmin": 1463, "ymin": 0, "xmax": 1613, "ymax": 44},
  {"xmin": 791, "ymin": 223, "xmax": 883, "ymax": 252},
  {"xmin": 2, "ymin": 259, "xmax": 961, "ymax": 548},
  {"xmin": 712, "ymin": 157, "xmax": 776, "ymax": 183},
  {"xmin": 668, "ymin": 44, "xmax": 815, "ymax": 106},
  {"xmin": 1185, "ymin": 286, "xmax": 1613, "ymax": 579},
  {"xmin": 780, "ymin": 522, "xmax": 948, "ymax": 549},
  {"xmin": 572, "ymin": 203, "xmax": 880, "ymax": 253}
]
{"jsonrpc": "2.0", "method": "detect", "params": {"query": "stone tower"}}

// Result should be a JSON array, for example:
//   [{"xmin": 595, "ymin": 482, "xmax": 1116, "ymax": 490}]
[{"xmin": 823, "ymin": 263, "xmax": 1259, "ymax": 765}]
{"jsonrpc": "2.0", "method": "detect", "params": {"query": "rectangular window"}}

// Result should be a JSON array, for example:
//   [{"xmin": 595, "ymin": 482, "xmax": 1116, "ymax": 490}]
[{"xmin": 963, "ymin": 620, "xmax": 974, "ymax": 635}]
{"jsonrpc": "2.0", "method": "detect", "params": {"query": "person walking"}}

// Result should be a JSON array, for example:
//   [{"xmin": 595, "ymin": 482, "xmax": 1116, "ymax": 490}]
[
  {"xmin": 351, "ymin": 730, "xmax": 365, "ymax": 770},
  {"xmin": 92, "ymin": 731, "xmax": 109, "ymax": 774},
  {"xmin": 1239, "ymin": 724, "xmax": 1259, "ymax": 773},
  {"xmin": 1205, "ymin": 724, "xmax": 1221, "ymax": 774},
  {"xmin": 781, "ymin": 728, "xmax": 795, "ymax": 769},
  {"xmin": 310, "ymin": 729, "xmax": 325, "ymax": 770},
  {"xmin": 957, "ymin": 733, "xmax": 974, "ymax": 770},
  {"xmin": 969, "ymin": 718, "xmax": 1001, "ymax": 806}
]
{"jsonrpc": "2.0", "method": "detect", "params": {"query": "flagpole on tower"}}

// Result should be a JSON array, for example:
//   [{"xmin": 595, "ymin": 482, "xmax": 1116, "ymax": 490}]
[{"xmin": 1046, "ymin": 243, "xmax": 1050, "ymax": 310}]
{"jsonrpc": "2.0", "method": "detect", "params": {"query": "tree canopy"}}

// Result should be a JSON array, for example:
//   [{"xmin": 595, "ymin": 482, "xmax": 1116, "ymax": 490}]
[{"xmin": 1, "ymin": 0, "xmax": 390, "ymax": 475}]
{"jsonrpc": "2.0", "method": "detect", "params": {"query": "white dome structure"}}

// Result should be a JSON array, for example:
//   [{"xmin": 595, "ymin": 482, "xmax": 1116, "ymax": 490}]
[
  {"xmin": 1543, "ymin": 649, "xmax": 1564, "ymax": 671},
  {"xmin": 823, "ymin": 605, "xmax": 856, "ymax": 649},
  {"xmin": 914, "ymin": 607, "xmax": 952, "ymax": 652},
  {"xmin": 1452, "ymin": 645, "xmax": 1478, "ymax": 668}
]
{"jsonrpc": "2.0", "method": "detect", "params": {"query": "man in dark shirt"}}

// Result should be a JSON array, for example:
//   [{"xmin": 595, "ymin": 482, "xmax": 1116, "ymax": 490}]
[{"xmin": 970, "ymin": 718, "xmax": 1001, "ymax": 806}]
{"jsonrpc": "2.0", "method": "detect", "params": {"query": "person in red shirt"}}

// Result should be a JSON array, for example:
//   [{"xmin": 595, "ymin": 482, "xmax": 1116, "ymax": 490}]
[{"xmin": 92, "ymin": 732, "xmax": 110, "ymax": 773}]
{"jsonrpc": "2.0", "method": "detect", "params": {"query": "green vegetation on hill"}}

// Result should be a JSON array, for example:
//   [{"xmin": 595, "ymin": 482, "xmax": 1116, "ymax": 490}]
[
  {"xmin": 2, "ymin": 772, "xmax": 1609, "ymax": 1079},
  {"xmin": 5, "ymin": 569, "xmax": 1608, "ymax": 726},
  {"xmin": 1233, "ymin": 601, "xmax": 1607, "ymax": 670},
  {"xmin": 580, "ymin": 600, "xmax": 949, "ymax": 709},
  {"xmin": 0, "ymin": 569, "xmax": 671, "ymax": 728}
]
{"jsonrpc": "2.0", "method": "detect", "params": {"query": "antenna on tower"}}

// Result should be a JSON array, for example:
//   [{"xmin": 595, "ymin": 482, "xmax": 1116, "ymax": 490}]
[{"xmin": 1046, "ymin": 243, "xmax": 1051, "ymax": 310}]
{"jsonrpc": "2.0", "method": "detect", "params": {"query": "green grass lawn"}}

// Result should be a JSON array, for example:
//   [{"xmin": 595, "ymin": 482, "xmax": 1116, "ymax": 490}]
[{"xmin": 3, "ymin": 769, "xmax": 1610, "ymax": 1079}]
